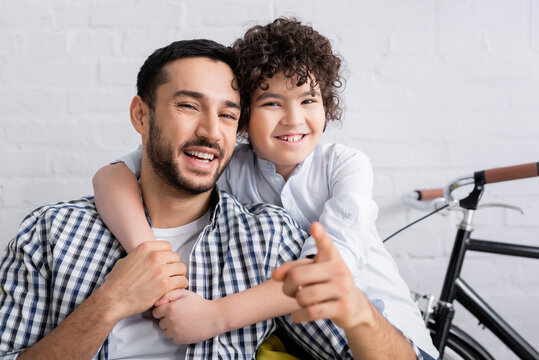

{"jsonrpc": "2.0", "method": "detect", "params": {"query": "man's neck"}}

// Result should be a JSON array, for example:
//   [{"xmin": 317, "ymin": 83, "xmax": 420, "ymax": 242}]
[{"xmin": 139, "ymin": 164, "xmax": 213, "ymax": 229}]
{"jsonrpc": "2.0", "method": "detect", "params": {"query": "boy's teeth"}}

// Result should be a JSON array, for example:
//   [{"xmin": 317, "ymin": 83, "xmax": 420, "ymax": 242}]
[
  {"xmin": 280, "ymin": 135, "xmax": 303, "ymax": 142},
  {"xmin": 186, "ymin": 150, "xmax": 215, "ymax": 161}
]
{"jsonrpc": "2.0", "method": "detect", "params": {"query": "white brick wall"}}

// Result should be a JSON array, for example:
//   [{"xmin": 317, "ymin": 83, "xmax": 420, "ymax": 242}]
[{"xmin": 1, "ymin": 0, "xmax": 538, "ymax": 357}]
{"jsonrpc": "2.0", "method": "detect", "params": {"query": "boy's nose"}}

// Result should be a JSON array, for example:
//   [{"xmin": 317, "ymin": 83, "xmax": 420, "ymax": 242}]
[{"xmin": 281, "ymin": 106, "xmax": 305, "ymax": 126}]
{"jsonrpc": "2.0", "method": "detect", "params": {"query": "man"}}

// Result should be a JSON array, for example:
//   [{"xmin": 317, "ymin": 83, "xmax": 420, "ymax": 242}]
[
  {"xmin": 0, "ymin": 39, "xmax": 429, "ymax": 359},
  {"xmin": 0, "ymin": 39, "xmax": 323, "ymax": 360}
]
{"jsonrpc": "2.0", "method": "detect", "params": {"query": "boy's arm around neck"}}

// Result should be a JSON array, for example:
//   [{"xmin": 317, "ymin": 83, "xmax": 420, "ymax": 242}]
[{"xmin": 93, "ymin": 162, "xmax": 155, "ymax": 253}]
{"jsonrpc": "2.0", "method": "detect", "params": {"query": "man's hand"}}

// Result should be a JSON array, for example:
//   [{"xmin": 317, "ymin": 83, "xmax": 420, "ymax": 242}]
[
  {"xmin": 17, "ymin": 241, "xmax": 188, "ymax": 360},
  {"xmin": 273, "ymin": 222, "xmax": 417, "ymax": 359},
  {"xmin": 152, "ymin": 289, "xmax": 224, "ymax": 344},
  {"xmin": 272, "ymin": 222, "xmax": 368, "ymax": 330},
  {"xmin": 99, "ymin": 241, "xmax": 188, "ymax": 322}
]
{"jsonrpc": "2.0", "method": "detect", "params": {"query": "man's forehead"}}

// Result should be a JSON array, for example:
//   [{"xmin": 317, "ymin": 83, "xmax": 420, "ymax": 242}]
[
  {"xmin": 164, "ymin": 57, "xmax": 234, "ymax": 79},
  {"xmin": 158, "ymin": 57, "xmax": 239, "ymax": 102}
]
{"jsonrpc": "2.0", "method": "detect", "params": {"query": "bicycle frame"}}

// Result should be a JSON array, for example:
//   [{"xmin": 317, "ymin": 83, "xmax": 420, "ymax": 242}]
[
  {"xmin": 399, "ymin": 162, "xmax": 539, "ymax": 359},
  {"xmin": 432, "ymin": 208, "xmax": 539, "ymax": 359}
]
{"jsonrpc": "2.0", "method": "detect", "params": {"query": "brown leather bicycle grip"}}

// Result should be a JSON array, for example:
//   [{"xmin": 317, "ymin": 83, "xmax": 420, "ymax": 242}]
[
  {"xmin": 416, "ymin": 188, "xmax": 444, "ymax": 200},
  {"xmin": 482, "ymin": 162, "xmax": 539, "ymax": 184}
]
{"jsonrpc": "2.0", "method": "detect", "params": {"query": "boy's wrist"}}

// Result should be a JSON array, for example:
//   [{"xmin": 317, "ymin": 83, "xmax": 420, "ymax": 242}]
[{"xmin": 214, "ymin": 297, "xmax": 235, "ymax": 334}]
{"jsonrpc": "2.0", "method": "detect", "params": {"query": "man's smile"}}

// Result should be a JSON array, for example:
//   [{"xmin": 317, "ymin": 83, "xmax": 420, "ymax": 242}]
[{"xmin": 184, "ymin": 150, "xmax": 216, "ymax": 163}]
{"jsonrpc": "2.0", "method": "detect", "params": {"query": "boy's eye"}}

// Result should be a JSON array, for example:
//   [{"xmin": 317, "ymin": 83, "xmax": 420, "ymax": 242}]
[
  {"xmin": 262, "ymin": 101, "xmax": 280, "ymax": 107},
  {"xmin": 302, "ymin": 98, "xmax": 317, "ymax": 105}
]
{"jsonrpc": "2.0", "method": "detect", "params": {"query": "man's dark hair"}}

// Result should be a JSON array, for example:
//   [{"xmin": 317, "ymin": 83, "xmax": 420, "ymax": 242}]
[
  {"xmin": 137, "ymin": 39, "xmax": 238, "ymax": 109},
  {"xmin": 232, "ymin": 17, "xmax": 344, "ymax": 130}
]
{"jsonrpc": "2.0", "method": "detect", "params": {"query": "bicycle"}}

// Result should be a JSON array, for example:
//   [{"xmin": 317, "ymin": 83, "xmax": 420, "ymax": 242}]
[{"xmin": 385, "ymin": 162, "xmax": 539, "ymax": 360}]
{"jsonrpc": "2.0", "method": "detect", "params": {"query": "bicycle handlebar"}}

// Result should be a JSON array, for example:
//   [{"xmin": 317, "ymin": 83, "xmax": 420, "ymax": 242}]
[
  {"xmin": 479, "ymin": 162, "xmax": 539, "ymax": 184},
  {"xmin": 403, "ymin": 162, "xmax": 539, "ymax": 211},
  {"xmin": 416, "ymin": 189, "xmax": 444, "ymax": 201}
]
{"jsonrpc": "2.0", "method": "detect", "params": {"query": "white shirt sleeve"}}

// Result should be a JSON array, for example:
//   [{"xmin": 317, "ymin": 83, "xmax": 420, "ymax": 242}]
[
  {"xmin": 318, "ymin": 146, "xmax": 439, "ymax": 357},
  {"xmin": 315, "ymin": 146, "xmax": 377, "ymax": 281},
  {"xmin": 113, "ymin": 145, "xmax": 142, "ymax": 178}
]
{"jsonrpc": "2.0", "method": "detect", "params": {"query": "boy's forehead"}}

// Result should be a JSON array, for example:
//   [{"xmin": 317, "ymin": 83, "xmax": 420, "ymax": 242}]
[{"xmin": 261, "ymin": 71, "xmax": 320, "ymax": 91}]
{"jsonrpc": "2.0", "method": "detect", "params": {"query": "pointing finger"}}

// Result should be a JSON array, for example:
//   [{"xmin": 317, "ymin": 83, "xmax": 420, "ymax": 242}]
[{"xmin": 310, "ymin": 222, "xmax": 339, "ymax": 263}]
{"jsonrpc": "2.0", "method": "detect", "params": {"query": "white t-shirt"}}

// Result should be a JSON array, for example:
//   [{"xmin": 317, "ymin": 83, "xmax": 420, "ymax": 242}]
[{"xmin": 107, "ymin": 211, "xmax": 210, "ymax": 360}]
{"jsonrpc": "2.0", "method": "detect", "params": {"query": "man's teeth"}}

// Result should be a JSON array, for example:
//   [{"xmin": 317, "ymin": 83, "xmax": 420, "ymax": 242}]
[
  {"xmin": 279, "ymin": 135, "xmax": 303, "ymax": 142},
  {"xmin": 186, "ymin": 151, "xmax": 215, "ymax": 162}
]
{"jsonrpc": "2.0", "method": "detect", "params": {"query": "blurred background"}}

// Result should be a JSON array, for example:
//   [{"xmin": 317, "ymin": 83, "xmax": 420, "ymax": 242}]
[{"xmin": 1, "ymin": 0, "xmax": 538, "ymax": 357}]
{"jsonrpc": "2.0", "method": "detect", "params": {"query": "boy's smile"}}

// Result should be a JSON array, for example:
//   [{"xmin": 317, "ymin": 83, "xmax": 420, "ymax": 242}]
[
  {"xmin": 249, "ymin": 72, "xmax": 326, "ymax": 180},
  {"xmin": 276, "ymin": 134, "xmax": 305, "ymax": 143}
]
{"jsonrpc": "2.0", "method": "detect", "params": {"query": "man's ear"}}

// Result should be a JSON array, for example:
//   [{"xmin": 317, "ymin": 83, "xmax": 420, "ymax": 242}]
[{"xmin": 130, "ymin": 95, "xmax": 150, "ymax": 135}]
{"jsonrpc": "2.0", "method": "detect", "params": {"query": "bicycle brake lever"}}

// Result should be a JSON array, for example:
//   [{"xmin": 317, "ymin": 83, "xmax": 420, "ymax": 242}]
[
  {"xmin": 477, "ymin": 203, "xmax": 524, "ymax": 214},
  {"xmin": 411, "ymin": 292, "xmax": 436, "ymax": 326}
]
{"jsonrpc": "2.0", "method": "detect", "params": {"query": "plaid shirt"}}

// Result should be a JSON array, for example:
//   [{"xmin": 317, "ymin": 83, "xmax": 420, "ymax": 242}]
[{"xmin": 0, "ymin": 189, "xmax": 355, "ymax": 359}]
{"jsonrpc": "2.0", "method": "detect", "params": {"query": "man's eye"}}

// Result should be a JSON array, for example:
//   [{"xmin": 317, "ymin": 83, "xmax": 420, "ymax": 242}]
[
  {"xmin": 177, "ymin": 103, "xmax": 196, "ymax": 110},
  {"xmin": 220, "ymin": 113, "xmax": 238, "ymax": 120}
]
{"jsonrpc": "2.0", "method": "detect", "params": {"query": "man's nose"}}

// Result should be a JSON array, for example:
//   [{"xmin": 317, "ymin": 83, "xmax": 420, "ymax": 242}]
[{"xmin": 196, "ymin": 112, "xmax": 220, "ymax": 142}]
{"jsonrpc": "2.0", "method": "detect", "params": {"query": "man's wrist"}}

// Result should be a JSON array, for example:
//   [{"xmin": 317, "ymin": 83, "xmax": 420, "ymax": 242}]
[
  {"xmin": 90, "ymin": 283, "xmax": 125, "ymax": 326},
  {"xmin": 344, "ymin": 296, "xmax": 377, "ymax": 333},
  {"xmin": 344, "ymin": 298, "xmax": 417, "ymax": 360},
  {"xmin": 336, "ymin": 288, "xmax": 376, "ymax": 332}
]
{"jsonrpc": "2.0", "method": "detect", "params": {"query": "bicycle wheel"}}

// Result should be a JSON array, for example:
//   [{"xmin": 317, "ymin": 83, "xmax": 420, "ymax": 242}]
[{"xmin": 430, "ymin": 324, "xmax": 494, "ymax": 360}]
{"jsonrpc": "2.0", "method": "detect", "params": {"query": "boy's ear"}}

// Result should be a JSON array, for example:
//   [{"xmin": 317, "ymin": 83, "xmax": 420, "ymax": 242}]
[{"xmin": 130, "ymin": 95, "xmax": 150, "ymax": 135}]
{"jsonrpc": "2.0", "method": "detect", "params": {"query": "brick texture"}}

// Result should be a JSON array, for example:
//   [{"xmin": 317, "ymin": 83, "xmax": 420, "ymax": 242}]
[{"xmin": 1, "ymin": 0, "xmax": 538, "ymax": 357}]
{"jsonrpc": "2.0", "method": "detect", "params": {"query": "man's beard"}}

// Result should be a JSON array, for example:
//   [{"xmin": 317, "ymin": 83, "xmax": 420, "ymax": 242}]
[{"xmin": 146, "ymin": 110, "xmax": 228, "ymax": 194}]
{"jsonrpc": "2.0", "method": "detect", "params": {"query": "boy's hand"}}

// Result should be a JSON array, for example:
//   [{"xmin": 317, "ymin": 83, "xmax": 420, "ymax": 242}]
[
  {"xmin": 152, "ymin": 289, "xmax": 225, "ymax": 344},
  {"xmin": 272, "ymin": 222, "xmax": 368, "ymax": 330},
  {"xmin": 154, "ymin": 286, "xmax": 189, "ymax": 307}
]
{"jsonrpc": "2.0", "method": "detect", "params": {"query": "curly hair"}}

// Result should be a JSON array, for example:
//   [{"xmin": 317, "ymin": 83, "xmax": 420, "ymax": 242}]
[{"xmin": 233, "ymin": 17, "xmax": 344, "ymax": 130}]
